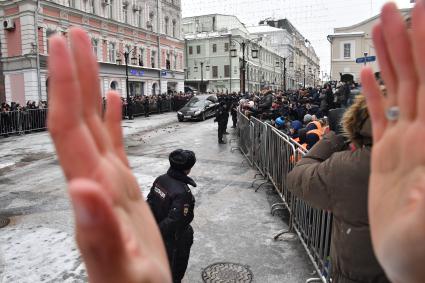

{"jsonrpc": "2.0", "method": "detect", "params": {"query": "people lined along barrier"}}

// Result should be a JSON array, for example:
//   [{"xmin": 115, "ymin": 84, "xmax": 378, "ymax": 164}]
[
  {"xmin": 1, "ymin": 93, "xmax": 193, "ymax": 137},
  {"xmin": 236, "ymin": 94, "xmax": 388, "ymax": 282}
]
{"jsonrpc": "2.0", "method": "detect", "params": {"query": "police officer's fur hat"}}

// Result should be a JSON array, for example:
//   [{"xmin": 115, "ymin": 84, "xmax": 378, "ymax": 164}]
[{"xmin": 169, "ymin": 149, "xmax": 196, "ymax": 171}]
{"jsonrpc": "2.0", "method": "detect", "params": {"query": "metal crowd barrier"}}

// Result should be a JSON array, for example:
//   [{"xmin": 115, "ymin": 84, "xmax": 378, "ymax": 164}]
[
  {"xmin": 0, "ymin": 109, "xmax": 48, "ymax": 136},
  {"xmin": 235, "ymin": 110, "xmax": 332, "ymax": 283}
]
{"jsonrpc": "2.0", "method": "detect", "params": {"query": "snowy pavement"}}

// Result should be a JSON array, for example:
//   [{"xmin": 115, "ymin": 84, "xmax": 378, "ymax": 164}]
[{"xmin": 0, "ymin": 112, "xmax": 314, "ymax": 282}]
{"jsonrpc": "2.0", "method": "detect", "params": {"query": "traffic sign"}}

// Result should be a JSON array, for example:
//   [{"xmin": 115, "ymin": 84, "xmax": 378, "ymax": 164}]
[{"xmin": 356, "ymin": 56, "xmax": 376, "ymax": 64}]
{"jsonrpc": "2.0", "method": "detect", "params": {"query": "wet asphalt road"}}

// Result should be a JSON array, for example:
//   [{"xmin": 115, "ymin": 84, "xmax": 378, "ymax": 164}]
[{"xmin": 0, "ymin": 112, "xmax": 313, "ymax": 282}]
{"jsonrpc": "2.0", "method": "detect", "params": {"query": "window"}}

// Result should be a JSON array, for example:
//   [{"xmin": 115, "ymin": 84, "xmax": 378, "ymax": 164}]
[
  {"xmin": 212, "ymin": 44, "xmax": 217, "ymax": 53},
  {"xmin": 189, "ymin": 46, "xmax": 193, "ymax": 55},
  {"xmin": 46, "ymin": 29, "xmax": 57, "ymax": 53},
  {"xmin": 92, "ymin": 38, "xmax": 98, "ymax": 59},
  {"xmin": 138, "ymin": 10, "xmax": 143, "ymax": 28},
  {"xmin": 68, "ymin": 0, "xmax": 76, "ymax": 8},
  {"xmin": 151, "ymin": 50, "xmax": 156, "ymax": 68},
  {"xmin": 139, "ymin": 48, "xmax": 144, "ymax": 66},
  {"xmin": 109, "ymin": 0, "xmax": 114, "ymax": 19},
  {"xmin": 109, "ymin": 42, "xmax": 116, "ymax": 63},
  {"xmin": 164, "ymin": 17, "xmax": 169, "ymax": 35},
  {"xmin": 135, "ymin": 11, "xmax": 139, "ymax": 27},
  {"xmin": 212, "ymin": 66, "xmax": 218, "ymax": 78},
  {"xmin": 196, "ymin": 45, "xmax": 201, "ymax": 54},
  {"xmin": 172, "ymin": 20, "xmax": 176, "ymax": 38},
  {"xmin": 166, "ymin": 52, "xmax": 171, "ymax": 70},
  {"xmin": 90, "ymin": 0, "xmax": 96, "ymax": 14},
  {"xmin": 344, "ymin": 43, "xmax": 351, "ymax": 58},
  {"xmin": 224, "ymin": 43, "xmax": 229, "ymax": 52},
  {"xmin": 224, "ymin": 65, "xmax": 230, "ymax": 77},
  {"xmin": 123, "ymin": 5, "xmax": 128, "ymax": 24}
]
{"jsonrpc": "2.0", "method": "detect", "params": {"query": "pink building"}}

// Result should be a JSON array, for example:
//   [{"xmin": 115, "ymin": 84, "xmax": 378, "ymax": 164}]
[{"xmin": 0, "ymin": 0, "xmax": 185, "ymax": 104}]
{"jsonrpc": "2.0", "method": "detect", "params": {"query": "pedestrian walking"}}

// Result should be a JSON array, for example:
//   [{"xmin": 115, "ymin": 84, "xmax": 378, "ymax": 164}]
[{"xmin": 147, "ymin": 149, "xmax": 197, "ymax": 283}]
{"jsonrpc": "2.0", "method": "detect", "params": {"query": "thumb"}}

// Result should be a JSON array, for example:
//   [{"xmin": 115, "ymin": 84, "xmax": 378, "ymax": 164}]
[{"xmin": 68, "ymin": 179, "xmax": 127, "ymax": 283}]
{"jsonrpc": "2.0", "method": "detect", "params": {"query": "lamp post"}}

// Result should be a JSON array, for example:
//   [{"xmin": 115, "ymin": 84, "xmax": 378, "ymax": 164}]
[
  {"xmin": 303, "ymin": 64, "xmax": 306, "ymax": 89},
  {"xmin": 200, "ymin": 61, "xmax": 204, "ymax": 93},
  {"xmin": 116, "ymin": 47, "xmax": 138, "ymax": 118},
  {"xmin": 230, "ymin": 39, "xmax": 259, "ymax": 94},
  {"xmin": 363, "ymin": 52, "xmax": 368, "ymax": 66}
]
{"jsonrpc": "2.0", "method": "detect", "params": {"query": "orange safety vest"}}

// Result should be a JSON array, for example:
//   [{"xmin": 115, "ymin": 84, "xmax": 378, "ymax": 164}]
[{"xmin": 306, "ymin": 129, "xmax": 323, "ymax": 139}]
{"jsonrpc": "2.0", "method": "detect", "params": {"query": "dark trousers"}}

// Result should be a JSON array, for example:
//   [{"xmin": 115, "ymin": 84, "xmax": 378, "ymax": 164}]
[
  {"xmin": 231, "ymin": 113, "xmax": 237, "ymax": 127},
  {"xmin": 218, "ymin": 121, "xmax": 226, "ymax": 142},
  {"xmin": 144, "ymin": 105, "xmax": 150, "ymax": 117},
  {"xmin": 165, "ymin": 226, "xmax": 194, "ymax": 283}
]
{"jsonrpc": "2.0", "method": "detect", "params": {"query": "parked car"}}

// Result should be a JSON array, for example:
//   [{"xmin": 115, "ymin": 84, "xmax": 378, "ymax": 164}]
[
  {"xmin": 184, "ymin": 86, "xmax": 199, "ymax": 95},
  {"xmin": 177, "ymin": 95, "xmax": 218, "ymax": 122}
]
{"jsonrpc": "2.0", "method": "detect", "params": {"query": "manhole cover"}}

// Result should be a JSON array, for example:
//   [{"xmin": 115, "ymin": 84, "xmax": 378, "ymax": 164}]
[
  {"xmin": 0, "ymin": 217, "xmax": 10, "ymax": 228},
  {"xmin": 202, "ymin": 262, "xmax": 253, "ymax": 283}
]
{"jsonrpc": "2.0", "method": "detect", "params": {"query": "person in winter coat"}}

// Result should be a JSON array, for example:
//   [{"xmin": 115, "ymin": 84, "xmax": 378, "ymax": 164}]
[
  {"xmin": 147, "ymin": 149, "xmax": 197, "ymax": 283},
  {"xmin": 287, "ymin": 94, "xmax": 389, "ymax": 283}
]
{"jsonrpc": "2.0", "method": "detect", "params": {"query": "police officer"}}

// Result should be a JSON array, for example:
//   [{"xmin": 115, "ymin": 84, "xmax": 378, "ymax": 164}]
[
  {"xmin": 147, "ymin": 149, "xmax": 197, "ymax": 283},
  {"xmin": 143, "ymin": 96, "xmax": 150, "ymax": 117},
  {"xmin": 215, "ymin": 101, "xmax": 228, "ymax": 144},
  {"xmin": 230, "ymin": 100, "xmax": 238, "ymax": 128}
]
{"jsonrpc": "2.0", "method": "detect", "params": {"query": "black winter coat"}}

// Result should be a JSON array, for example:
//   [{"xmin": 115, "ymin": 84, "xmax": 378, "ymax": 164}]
[{"xmin": 147, "ymin": 168, "xmax": 196, "ymax": 240}]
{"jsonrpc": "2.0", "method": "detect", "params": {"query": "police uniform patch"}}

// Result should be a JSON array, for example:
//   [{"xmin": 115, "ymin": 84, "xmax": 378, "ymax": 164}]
[
  {"xmin": 183, "ymin": 204, "xmax": 190, "ymax": 216},
  {"xmin": 154, "ymin": 186, "xmax": 166, "ymax": 199}
]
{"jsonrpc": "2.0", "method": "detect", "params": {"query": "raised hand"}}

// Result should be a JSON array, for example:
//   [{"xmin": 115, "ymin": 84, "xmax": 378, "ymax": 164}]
[
  {"xmin": 361, "ymin": 2, "xmax": 425, "ymax": 283},
  {"xmin": 48, "ymin": 28, "xmax": 171, "ymax": 283}
]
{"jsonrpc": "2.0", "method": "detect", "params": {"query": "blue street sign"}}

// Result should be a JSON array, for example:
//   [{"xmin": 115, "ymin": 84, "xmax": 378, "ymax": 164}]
[
  {"xmin": 161, "ymin": 71, "xmax": 167, "ymax": 76},
  {"xmin": 356, "ymin": 56, "xmax": 376, "ymax": 64},
  {"xmin": 130, "ymin": 70, "xmax": 145, "ymax": 77}
]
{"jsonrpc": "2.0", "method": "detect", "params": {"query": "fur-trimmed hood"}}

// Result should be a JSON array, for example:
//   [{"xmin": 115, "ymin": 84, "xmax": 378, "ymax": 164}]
[{"xmin": 342, "ymin": 94, "xmax": 372, "ymax": 147}]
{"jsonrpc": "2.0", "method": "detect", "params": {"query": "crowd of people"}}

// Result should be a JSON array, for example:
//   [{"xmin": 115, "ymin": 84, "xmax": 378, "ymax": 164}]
[{"xmin": 0, "ymin": 100, "xmax": 48, "ymax": 137}]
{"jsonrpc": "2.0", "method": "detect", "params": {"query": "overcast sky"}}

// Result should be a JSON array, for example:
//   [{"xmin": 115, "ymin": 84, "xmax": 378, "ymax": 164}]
[{"xmin": 182, "ymin": 0, "xmax": 413, "ymax": 76}]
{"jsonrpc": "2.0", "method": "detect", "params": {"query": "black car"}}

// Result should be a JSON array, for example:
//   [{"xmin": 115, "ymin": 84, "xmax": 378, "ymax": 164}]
[{"xmin": 177, "ymin": 95, "xmax": 218, "ymax": 122}]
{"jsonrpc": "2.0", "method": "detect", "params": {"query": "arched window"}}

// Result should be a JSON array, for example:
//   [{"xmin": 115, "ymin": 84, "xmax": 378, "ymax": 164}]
[
  {"xmin": 110, "ymin": 81, "xmax": 118, "ymax": 90},
  {"xmin": 172, "ymin": 19, "xmax": 177, "ymax": 38},
  {"xmin": 164, "ymin": 17, "xmax": 169, "ymax": 35}
]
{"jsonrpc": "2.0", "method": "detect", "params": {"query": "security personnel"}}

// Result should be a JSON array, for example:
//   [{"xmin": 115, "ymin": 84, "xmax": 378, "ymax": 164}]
[
  {"xmin": 147, "ymin": 149, "xmax": 197, "ymax": 283},
  {"xmin": 143, "ymin": 96, "xmax": 150, "ymax": 117},
  {"xmin": 230, "ymin": 100, "xmax": 238, "ymax": 128},
  {"xmin": 215, "ymin": 101, "xmax": 228, "ymax": 144}
]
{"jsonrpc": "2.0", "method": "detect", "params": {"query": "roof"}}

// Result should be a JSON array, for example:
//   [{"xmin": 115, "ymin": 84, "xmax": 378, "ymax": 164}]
[
  {"xmin": 246, "ymin": 25, "xmax": 283, "ymax": 34},
  {"xmin": 334, "ymin": 8, "xmax": 411, "ymax": 32},
  {"xmin": 327, "ymin": 31, "xmax": 365, "ymax": 38}
]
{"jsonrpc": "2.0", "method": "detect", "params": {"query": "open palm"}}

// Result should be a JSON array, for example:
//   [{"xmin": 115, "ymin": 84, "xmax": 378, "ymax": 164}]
[
  {"xmin": 48, "ymin": 28, "xmax": 171, "ymax": 282},
  {"xmin": 361, "ymin": 3, "xmax": 425, "ymax": 283}
]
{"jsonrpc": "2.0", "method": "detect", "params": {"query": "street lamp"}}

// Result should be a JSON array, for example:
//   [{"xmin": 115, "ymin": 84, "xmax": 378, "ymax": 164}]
[
  {"xmin": 116, "ymin": 47, "xmax": 138, "ymax": 119},
  {"xmin": 230, "ymin": 39, "xmax": 260, "ymax": 93},
  {"xmin": 303, "ymin": 64, "xmax": 306, "ymax": 89}
]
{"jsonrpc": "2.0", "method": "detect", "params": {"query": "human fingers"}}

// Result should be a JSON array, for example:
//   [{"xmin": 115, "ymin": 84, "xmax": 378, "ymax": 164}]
[
  {"xmin": 69, "ymin": 179, "xmax": 128, "ymax": 283},
  {"xmin": 69, "ymin": 28, "xmax": 113, "ymax": 154},
  {"xmin": 372, "ymin": 24, "xmax": 397, "ymax": 98},
  {"xmin": 361, "ymin": 67, "xmax": 387, "ymax": 142},
  {"xmin": 411, "ymin": 0, "xmax": 425, "ymax": 121},
  {"xmin": 48, "ymin": 36, "xmax": 101, "ymax": 180},
  {"xmin": 380, "ymin": 2, "xmax": 418, "ymax": 120},
  {"xmin": 105, "ymin": 91, "xmax": 129, "ymax": 166}
]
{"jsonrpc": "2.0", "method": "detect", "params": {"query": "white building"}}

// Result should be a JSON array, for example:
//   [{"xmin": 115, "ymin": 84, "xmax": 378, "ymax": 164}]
[
  {"xmin": 0, "ymin": 0, "xmax": 185, "ymax": 104},
  {"xmin": 327, "ymin": 8, "xmax": 411, "ymax": 82},
  {"xmin": 256, "ymin": 18, "xmax": 321, "ymax": 89},
  {"xmin": 182, "ymin": 14, "xmax": 285, "ymax": 93}
]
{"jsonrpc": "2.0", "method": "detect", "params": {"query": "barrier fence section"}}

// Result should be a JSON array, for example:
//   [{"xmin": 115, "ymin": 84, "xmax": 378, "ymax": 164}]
[
  {"xmin": 236, "ymin": 110, "xmax": 332, "ymax": 283},
  {"xmin": 0, "ymin": 109, "xmax": 48, "ymax": 136}
]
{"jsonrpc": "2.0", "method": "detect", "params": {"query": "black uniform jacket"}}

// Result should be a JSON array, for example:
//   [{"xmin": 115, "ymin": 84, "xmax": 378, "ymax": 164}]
[{"xmin": 147, "ymin": 168, "xmax": 196, "ymax": 240}]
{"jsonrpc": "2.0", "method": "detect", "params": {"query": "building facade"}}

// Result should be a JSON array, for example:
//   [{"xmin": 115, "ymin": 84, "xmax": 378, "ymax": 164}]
[
  {"xmin": 182, "ymin": 14, "xmax": 287, "ymax": 93},
  {"xmin": 258, "ymin": 18, "xmax": 321, "ymax": 89},
  {"xmin": 0, "ymin": 0, "xmax": 185, "ymax": 104},
  {"xmin": 327, "ymin": 9, "xmax": 411, "ymax": 83}
]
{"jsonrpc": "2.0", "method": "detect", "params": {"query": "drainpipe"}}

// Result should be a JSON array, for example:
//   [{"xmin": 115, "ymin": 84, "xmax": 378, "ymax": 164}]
[
  {"xmin": 34, "ymin": 0, "xmax": 42, "ymax": 101},
  {"xmin": 157, "ymin": 0, "xmax": 161, "ymax": 95}
]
